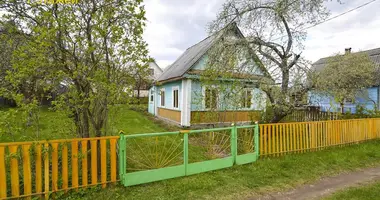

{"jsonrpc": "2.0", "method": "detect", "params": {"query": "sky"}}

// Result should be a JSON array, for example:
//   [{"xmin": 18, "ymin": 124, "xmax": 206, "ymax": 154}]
[{"xmin": 143, "ymin": 0, "xmax": 380, "ymax": 69}]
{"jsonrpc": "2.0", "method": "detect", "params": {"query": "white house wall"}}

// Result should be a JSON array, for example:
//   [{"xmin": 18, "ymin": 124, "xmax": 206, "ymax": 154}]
[
  {"xmin": 149, "ymin": 62, "xmax": 163, "ymax": 80},
  {"xmin": 181, "ymin": 79, "xmax": 192, "ymax": 126}
]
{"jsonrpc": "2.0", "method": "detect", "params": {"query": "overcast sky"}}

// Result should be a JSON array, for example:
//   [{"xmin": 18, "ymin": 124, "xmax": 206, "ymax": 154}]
[{"xmin": 143, "ymin": 0, "xmax": 380, "ymax": 69}]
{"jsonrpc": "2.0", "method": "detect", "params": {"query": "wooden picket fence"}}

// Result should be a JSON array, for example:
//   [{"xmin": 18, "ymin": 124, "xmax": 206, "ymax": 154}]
[
  {"xmin": 1, "ymin": 118, "xmax": 380, "ymax": 199},
  {"xmin": 281, "ymin": 110, "xmax": 341, "ymax": 122},
  {"xmin": 0, "ymin": 136, "xmax": 119, "ymax": 199},
  {"xmin": 259, "ymin": 118, "xmax": 380, "ymax": 156}
]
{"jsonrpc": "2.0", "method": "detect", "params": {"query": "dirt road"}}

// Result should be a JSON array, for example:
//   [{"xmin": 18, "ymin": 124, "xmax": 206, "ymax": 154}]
[{"xmin": 249, "ymin": 166, "xmax": 380, "ymax": 200}]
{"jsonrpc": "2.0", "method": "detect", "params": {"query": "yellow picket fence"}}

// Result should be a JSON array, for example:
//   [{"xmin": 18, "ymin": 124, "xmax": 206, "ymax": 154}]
[
  {"xmin": 259, "ymin": 118, "xmax": 380, "ymax": 156},
  {"xmin": 1, "ymin": 118, "xmax": 380, "ymax": 199},
  {"xmin": 0, "ymin": 136, "xmax": 119, "ymax": 199}
]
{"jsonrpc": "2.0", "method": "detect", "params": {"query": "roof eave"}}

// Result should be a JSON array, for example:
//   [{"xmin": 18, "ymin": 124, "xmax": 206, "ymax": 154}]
[{"xmin": 155, "ymin": 76, "xmax": 185, "ymax": 85}]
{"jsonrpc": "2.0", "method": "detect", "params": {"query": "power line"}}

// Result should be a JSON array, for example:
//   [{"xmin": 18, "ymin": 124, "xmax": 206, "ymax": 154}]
[
  {"xmin": 301, "ymin": 0, "xmax": 378, "ymax": 31},
  {"xmin": 273, "ymin": 0, "xmax": 378, "ymax": 41}
]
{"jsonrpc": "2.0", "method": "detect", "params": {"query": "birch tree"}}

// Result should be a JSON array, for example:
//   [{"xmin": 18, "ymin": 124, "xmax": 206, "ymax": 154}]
[{"xmin": 204, "ymin": 0, "xmax": 335, "ymax": 122}]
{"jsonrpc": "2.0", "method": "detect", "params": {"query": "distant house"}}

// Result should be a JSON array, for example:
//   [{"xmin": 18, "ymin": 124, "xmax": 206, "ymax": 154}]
[
  {"xmin": 134, "ymin": 61, "xmax": 163, "ymax": 98},
  {"xmin": 149, "ymin": 61, "xmax": 164, "ymax": 80},
  {"xmin": 309, "ymin": 47, "xmax": 380, "ymax": 113},
  {"xmin": 148, "ymin": 25, "xmax": 267, "ymax": 127}
]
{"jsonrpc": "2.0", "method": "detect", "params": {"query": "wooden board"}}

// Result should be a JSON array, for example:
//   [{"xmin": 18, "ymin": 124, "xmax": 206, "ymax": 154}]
[
  {"xmin": 191, "ymin": 111, "xmax": 261, "ymax": 124},
  {"xmin": 157, "ymin": 108, "xmax": 181, "ymax": 123}
]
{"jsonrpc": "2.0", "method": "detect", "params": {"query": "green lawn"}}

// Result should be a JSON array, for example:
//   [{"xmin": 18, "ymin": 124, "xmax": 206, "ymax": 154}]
[
  {"xmin": 64, "ymin": 140, "xmax": 380, "ymax": 200},
  {"xmin": 325, "ymin": 181, "xmax": 380, "ymax": 200},
  {"xmin": 3, "ymin": 106, "xmax": 380, "ymax": 200},
  {"xmin": 0, "ymin": 104, "xmax": 171, "ymax": 142}
]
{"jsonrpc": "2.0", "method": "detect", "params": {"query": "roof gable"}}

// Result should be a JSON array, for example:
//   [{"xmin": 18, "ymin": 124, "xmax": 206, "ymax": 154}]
[
  {"xmin": 149, "ymin": 61, "xmax": 163, "ymax": 73},
  {"xmin": 157, "ymin": 34, "xmax": 217, "ymax": 82},
  {"xmin": 157, "ymin": 24, "xmax": 268, "ymax": 83}
]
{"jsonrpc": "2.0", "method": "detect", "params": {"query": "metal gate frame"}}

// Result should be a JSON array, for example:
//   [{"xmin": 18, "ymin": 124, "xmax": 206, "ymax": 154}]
[{"xmin": 119, "ymin": 124, "xmax": 259, "ymax": 187}]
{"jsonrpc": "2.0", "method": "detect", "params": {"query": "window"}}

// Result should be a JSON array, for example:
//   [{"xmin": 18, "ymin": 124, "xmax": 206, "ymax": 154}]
[
  {"xmin": 149, "ymin": 69, "xmax": 154, "ymax": 76},
  {"xmin": 205, "ymin": 88, "xmax": 218, "ymax": 109},
  {"xmin": 160, "ymin": 89, "xmax": 165, "ymax": 106},
  {"xmin": 150, "ymin": 91, "xmax": 154, "ymax": 102},
  {"xmin": 173, "ymin": 87, "xmax": 179, "ymax": 108},
  {"xmin": 241, "ymin": 89, "xmax": 252, "ymax": 108},
  {"xmin": 345, "ymin": 98, "xmax": 353, "ymax": 104}
]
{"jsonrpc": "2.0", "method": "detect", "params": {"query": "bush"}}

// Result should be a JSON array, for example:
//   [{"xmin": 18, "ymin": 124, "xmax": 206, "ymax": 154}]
[
  {"xmin": 129, "ymin": 104, "xmax": 148, "ymax": 113},
  {"xmin": 130, "ymin": 97, "xmax": 149, "ymax": 105}
]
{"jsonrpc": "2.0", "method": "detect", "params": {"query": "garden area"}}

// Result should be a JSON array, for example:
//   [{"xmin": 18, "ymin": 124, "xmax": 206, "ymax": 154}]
[
  {"xmin": 68, "ymin": 140, "xmax": 380, "ymax": 200},
  {"xmin": 1, "ymin": 0, "xmax": 380, "ymax": 198},
  {"xmin": 0, "ymin": 104, "xmax": 172, "ymax": 143},
  {"xmin": 2, "ymin": 105, "xmax": 380, "ymax": 199}
]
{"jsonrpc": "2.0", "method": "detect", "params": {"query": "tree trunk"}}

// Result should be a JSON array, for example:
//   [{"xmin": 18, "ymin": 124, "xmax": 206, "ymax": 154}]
[
  {"xmin": 136, "ymin": 78, "xmax": 141, "ymax": 104},
  {"xmin": 137, "ymin": 87, "xmax": 140, "ymax": 104},
  {"xmin": 270, "ymin": 111, "xmax": 287, "ymax": 123},
  {"xmin": 82, "ymin": 110, "xmax": 90, "ymax": 138}
]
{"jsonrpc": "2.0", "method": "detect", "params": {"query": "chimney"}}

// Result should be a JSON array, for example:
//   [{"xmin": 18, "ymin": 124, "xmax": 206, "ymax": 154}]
[{"xmin": 345, "ymin": 47, "xmax": 352, "ymax": 54}]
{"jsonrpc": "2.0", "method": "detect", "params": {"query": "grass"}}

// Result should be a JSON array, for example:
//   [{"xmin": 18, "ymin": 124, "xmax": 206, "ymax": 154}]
[
  {"xmin": 325, "ymin": 181, "xmax": 380, "ymax": 200},
  {"xmin": 63, "ymin": 140, "xmax": 380, "ymax": 200},
  {"xmin": 3, "ymin": 105, "xmax": 380, "ymax": 199},
  {"xmin": 0, "ymin": 104, "xmax": 174, "ymax": 142}
]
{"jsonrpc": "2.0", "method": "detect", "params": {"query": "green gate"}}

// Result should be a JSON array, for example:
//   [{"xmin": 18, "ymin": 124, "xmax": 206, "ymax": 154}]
[{"xmin": 119, "ymin": 124, "xmax": 259, "ymax": 187}]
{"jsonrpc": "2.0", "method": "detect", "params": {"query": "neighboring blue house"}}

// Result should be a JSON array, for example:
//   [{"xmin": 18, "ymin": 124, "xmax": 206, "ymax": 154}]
[
  {"xmin": 148, "ymin": 24, "xmax": 267, "ymax": 127},
  {"xmin": 309, "ymin": 47, "xmax": 380, "ymax": 113}
]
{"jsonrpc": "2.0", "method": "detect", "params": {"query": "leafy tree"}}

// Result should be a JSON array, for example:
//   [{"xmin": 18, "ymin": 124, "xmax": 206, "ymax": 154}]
[
  {"xmin": 1, "ymin": 0, "xmax": 150, "ymax": 138},
  {"xmin": 313, "ymin": 52, "xmax": 377, "ymax": 113},
  {"xmin": 203, "ymin": 0, "xmax": 337, "ymax": 122},
  {"xmin": 0, "ymin": 21, "xmax": 26, "ymax": 103},
  {"xmin": 133, "ymin": 58, "xmax": 154, "ymax": 104}
]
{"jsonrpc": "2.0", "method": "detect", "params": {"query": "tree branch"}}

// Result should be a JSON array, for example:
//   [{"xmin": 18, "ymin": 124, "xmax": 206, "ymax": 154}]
[
  {"xmin": 288, "ymin": 54, "xmax": 301, "ymax": 70},
  {"xmin": 258, "ymin": 45, "xmax": 282, "ymax": 66},
  {"xmin": 279, "ymin": 15, "xmax": 293, "ymax": 55}
]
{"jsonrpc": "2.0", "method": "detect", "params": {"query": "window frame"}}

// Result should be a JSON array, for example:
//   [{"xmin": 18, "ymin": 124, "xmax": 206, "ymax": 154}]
[
  {"xmin": 149, "ymin": 68, "xmax": 154, "ymax": 76},
  {"xmin": 172, "ymin": 86, "xmax": 179, "ymax": 109},
  {"xmin": 160, "ymin": 88, "xmax": 165, "ymax": 107},
  {"xmin": 150, "ymin": 90, "xmax": 154, "ymax": 102},
  {"xmin": 204, "ymin": 86, "xmax": 218, "ymax": 110},
  {"xmin": 241, "ymin": 88, "xmax": 253, "ymax": 109}
]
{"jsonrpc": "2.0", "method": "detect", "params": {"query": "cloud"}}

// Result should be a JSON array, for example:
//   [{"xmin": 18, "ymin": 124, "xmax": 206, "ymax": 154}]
[
  {"xmin": 143, "ymin": 0, "xmax": 380, "ymax": 68},
  {"xmin": 303, "ymin": 0, "xmax": 380, "ymax": 62},
  {"xmin": 143, "ymin": 0, "xmax": 220, "ymax": 68}
]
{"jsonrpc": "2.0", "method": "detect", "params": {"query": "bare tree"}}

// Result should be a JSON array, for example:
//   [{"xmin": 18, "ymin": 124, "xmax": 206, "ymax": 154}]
[{"xmin": 204, "ymin": 0, "xmax": 335, "ymax": 122}]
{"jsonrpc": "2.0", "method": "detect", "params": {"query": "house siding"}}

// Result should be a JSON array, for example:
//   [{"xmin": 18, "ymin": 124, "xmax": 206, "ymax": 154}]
[
  {"xmin": 191, "ymin": 111, "xmax": 261, "ymax": 124},
  {"xmin": 190, "ymin": 80, "xmax": 203, "ymax": 111},
  {"xmin": 191, "ymin": 55, "xmax": 264, "ymax": 76},
  {"xmin": 190, "ymin": 80, "xmax": 266, "ymax": 111},
  {"xmin": 192, "ymin": 55, "xmax": 207, "ymax": 70},
  {"xmin": 157, "ymin": 107, "xmax": 181, "ymax": 123},
  {"xmin": 308, "ymin": 86, "xmax": 379, "ymax": 113},
  {"xmin": 156, "ymin": 80, "xmax": 182, "ymax": 111}
]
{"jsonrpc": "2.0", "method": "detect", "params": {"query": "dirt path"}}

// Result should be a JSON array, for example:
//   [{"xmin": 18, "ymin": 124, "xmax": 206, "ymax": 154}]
[{"xmin": 249, "ymin": 166, "xmax": 380, "ymax": 200}]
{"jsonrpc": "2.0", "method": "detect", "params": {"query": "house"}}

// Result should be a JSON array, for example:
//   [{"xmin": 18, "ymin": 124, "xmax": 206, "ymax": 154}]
[
  {"xmin": 149, "ymin": 61, "xmax": 164, "ymax": 80},
  {"xmin": 148, "ymin": 25, "xmax": 267, "ymax": 127},
  {"xmin": 309, "ymin": 47, "xmax": 380, "ymax": 113},
  {"xmin": 134, "ymin": 61, "xmax": 163, "ymax": 98}
]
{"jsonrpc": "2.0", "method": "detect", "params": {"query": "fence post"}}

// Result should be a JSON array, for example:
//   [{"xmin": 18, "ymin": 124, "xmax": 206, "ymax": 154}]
[
  {"xmin": 254, "ymin": 122, "xmax": 260, "ymax": 159},
  {"xmin": 231, "ymin": 124, "xmax": 237, "ymax": 164},
  {"xmin": 181, "ymin": 131, "xmax": 189, "ymax": 176},
  {"xmin": 118, "ymin": 131, "xmax": 126, "ymax": 186}
]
